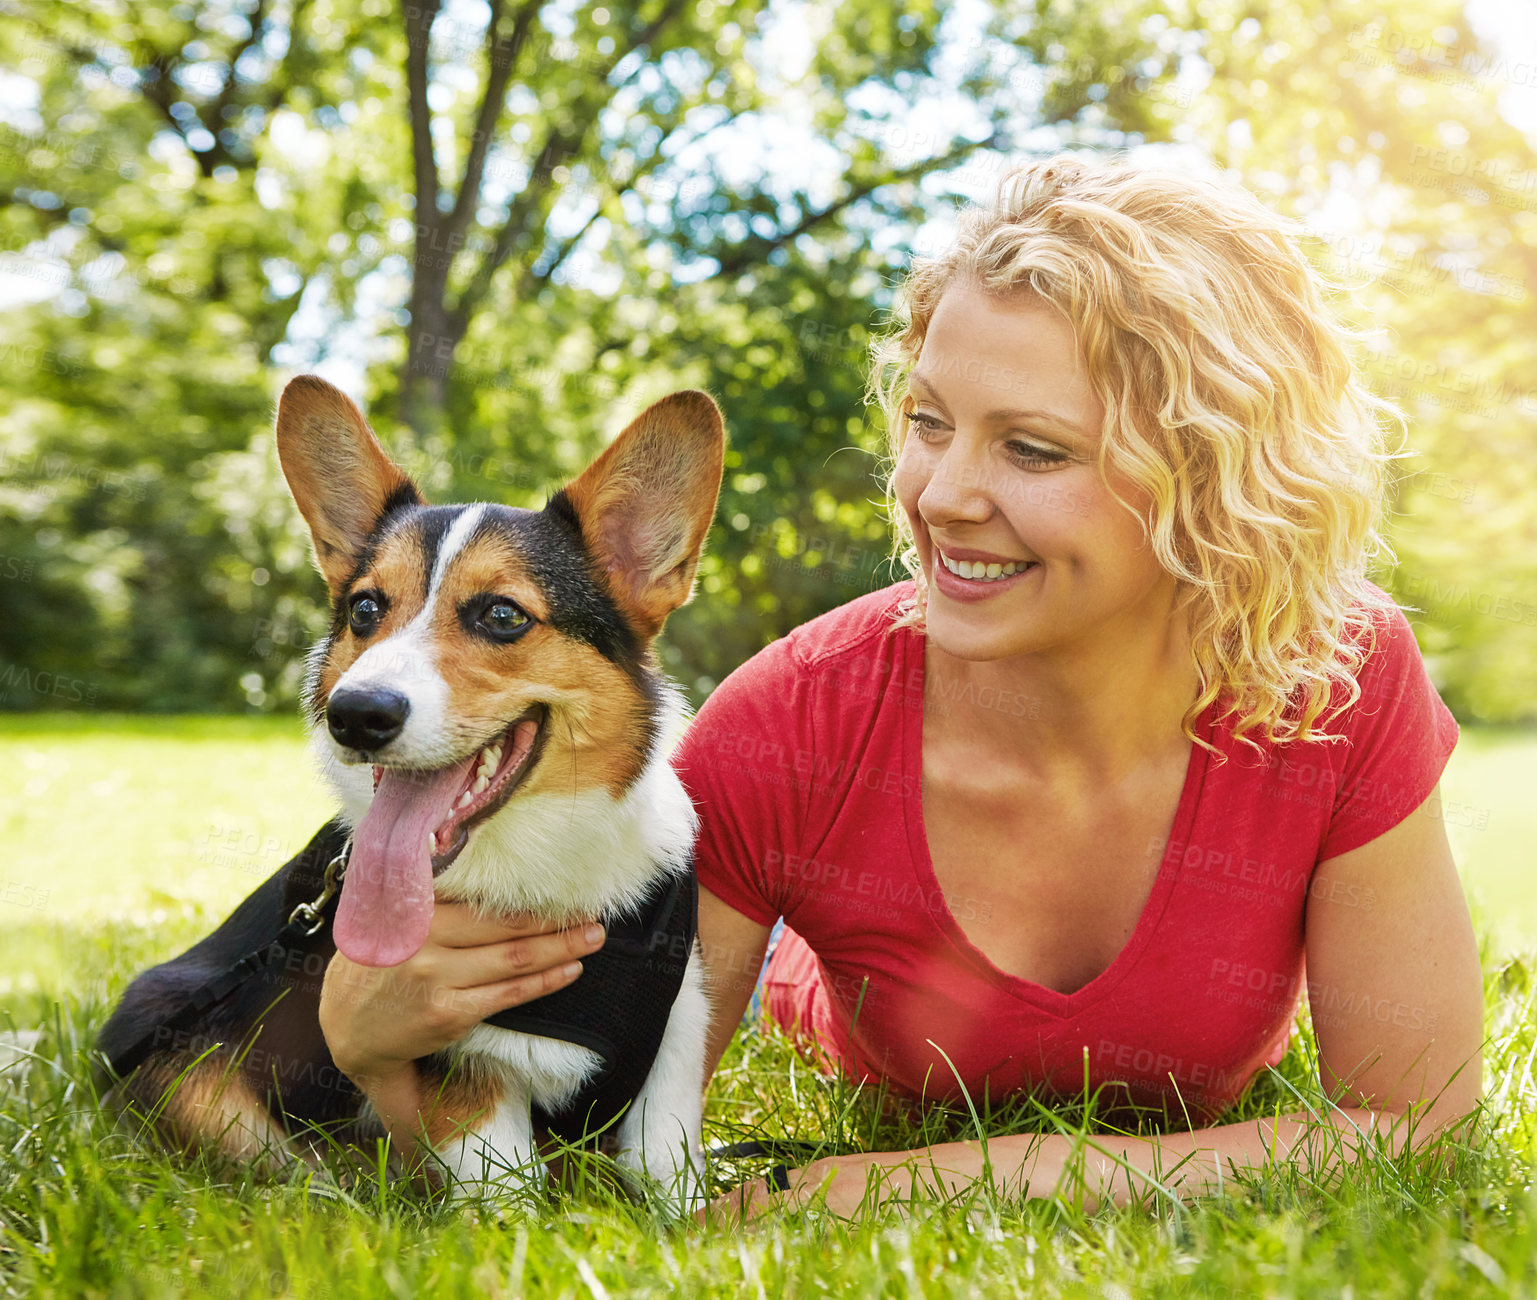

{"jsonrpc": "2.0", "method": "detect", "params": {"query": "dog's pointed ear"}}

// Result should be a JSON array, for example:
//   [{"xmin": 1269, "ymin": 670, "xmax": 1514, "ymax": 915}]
[
  {"xmin": 275, "ymin": 375, "xmax": 423, "ymax": 599},
  {"xmin": 558, "ymin": 389, "xmax": 726, "ymax": 639}
]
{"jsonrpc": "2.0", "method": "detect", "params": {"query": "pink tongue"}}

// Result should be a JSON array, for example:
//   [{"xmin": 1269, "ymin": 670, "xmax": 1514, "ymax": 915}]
[{"xmin": 335, "ymin": 756, "xmax": 475, "ymax": 967}]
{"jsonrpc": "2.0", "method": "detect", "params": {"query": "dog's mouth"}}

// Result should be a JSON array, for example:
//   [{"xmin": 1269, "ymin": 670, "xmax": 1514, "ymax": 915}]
[
  {"xmin": 370, "ymin": 704, "xmax": 549, "ymax": 875},
  {"xmin": 334, "ymin": 705, "xmax": 547, "ymax": 968}
]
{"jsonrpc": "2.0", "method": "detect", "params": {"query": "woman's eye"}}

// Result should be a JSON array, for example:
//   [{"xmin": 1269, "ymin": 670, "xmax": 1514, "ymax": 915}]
[
  {"xmin": 479, "ymin": 601, "xmax": 530, "ymax": 640},
  {"xmin": 906, "ymin": 411, "xmax": 944, "ymax": 439},
  {"xmin": 1007, "ymin": 442, "xmax": 1068, "ymax": 469},
  {"xmin": 348, "ymin": 594, "xmax": 384, "ymax": 636}
]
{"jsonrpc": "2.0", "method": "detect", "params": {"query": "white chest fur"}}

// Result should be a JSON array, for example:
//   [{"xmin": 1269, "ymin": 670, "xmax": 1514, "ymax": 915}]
[{"xmin": 452, "ymin": 1023, "xmax": 604, "ymax": 1114}]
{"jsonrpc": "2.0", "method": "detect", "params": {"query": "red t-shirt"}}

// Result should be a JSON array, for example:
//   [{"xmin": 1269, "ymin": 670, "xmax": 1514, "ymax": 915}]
[{"xmin": 672, "ymin": 582, "xmax": 1459, "ymax": 1122}]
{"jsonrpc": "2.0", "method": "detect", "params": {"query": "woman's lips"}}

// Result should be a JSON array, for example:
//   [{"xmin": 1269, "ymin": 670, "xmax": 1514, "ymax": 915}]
[{"xmin": 930, "ymin": 546, "xmax": 1040, "ymax": 601}]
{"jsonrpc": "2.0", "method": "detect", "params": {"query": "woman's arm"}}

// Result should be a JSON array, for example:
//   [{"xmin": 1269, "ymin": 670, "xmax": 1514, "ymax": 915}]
[
  {"xmin": 713, "ymin": 786, "xmax": 1485, "ymax": 1220},
  {"xmin": 697, "ymin": 884, "xmax": 773, "ymax": 1087}
]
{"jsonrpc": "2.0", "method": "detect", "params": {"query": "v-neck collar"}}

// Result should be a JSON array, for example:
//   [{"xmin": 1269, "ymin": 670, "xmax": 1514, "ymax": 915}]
[{"xmin": 898, "ymin": 626, "xmax": 1215, "ymax": 1019}]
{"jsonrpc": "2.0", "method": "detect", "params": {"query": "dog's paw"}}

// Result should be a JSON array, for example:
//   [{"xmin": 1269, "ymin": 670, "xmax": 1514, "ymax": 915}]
[
  {"xmin": 441, "ymin": 1167, "xmax": 550, "ymax": 1216},
  {"xmin": 432, "ymin": 1139, "xmax": 551, "ymax": 1214},
  {"xmin": 615, "ymin": 1141, "xmax": 708, "ymax": 1221}
]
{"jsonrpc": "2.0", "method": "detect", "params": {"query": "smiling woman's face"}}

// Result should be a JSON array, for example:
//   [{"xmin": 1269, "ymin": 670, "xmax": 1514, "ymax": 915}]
[{"xmin": 892, "ymin": 278, "xmax": 1176, "ymax": 663}]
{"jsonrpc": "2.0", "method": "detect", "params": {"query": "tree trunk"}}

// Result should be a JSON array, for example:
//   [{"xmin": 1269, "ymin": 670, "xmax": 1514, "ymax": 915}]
[{"xmin": 398, "ymin": 284, "xmax": 464, "ymax": 441}]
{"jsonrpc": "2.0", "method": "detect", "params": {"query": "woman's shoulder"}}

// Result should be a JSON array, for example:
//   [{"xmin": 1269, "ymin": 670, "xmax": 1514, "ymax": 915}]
[
  {"xmin": 1332, "ymin": 581, "xmax": 1444, "ymax": 714},
  {"xmin": 726, "ymin": 581, "xmax": 918, "ymax": 684},
  {"xmin": 1207, "ymin": 581, "xmax": 1459, "ymax": 857},
  {"xmin": 1223, "ymin": 581, "xmax": 1446, "ymax": 750},
  {"xmin": 1313, "ymin": 584, "xmax": 1460, "ymax": 855},
  {"xmin": 671, "ymin": 584, "xmax": 918, "ymax": 855},
  {"xmin": 781, "ymin": 581, "xmax": 918, "ymax": 666},
  {"xmin": 676, "ymin": 582, "xmax": 918, "ymax": 768}
]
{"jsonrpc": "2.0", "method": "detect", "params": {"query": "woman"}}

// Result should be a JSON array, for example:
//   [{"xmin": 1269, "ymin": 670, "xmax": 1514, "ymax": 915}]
[{"xmin": 321, "ymin": 156, "xmax": 1484, "ymax": 1219}]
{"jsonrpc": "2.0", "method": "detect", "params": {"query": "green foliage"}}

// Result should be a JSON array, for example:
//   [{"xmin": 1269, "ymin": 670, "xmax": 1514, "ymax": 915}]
[
  {"xmin": 1177, "ymin": 0, "xmax": 1537, "ymax": 722},
  {"xmin": 0, "ymin": 0, "xmax": 1531, "ymax": 716}
]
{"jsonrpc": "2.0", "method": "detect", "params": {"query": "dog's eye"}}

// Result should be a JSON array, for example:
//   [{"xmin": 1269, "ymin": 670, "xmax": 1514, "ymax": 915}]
[
  {"xmin": 478, "ymin": 600, "xmax": 531, "ymax": 642},
  {"xmin": 348, "ymin": 593, "xmax": 384, "ymax": 637}
]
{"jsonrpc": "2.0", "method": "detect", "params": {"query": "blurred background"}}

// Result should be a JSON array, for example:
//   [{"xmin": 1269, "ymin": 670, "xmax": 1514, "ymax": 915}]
[
  {"xmin": 0, "ymin": 0, "xmax": 1534, "ymax": 995},
  {"xmin": 1, "ymin": 0, "xmax": 1534, "ymax": 716}
]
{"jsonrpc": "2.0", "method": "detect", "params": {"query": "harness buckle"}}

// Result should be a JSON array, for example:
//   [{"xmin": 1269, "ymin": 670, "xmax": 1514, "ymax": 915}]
[{"xmin": 288, "ymin": 837, "xmax": 351, "ymax": 936}]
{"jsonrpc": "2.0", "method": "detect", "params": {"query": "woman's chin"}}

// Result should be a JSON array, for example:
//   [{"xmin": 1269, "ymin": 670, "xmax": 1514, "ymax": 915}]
[{"xmin": 924, "ymin": 609, "xmax": 1049, "ymax": 663}]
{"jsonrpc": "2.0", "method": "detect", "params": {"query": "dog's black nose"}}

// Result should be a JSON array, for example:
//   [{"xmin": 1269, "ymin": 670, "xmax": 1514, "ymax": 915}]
[{"xmin": 327, "ymin": 688, "xmax": 410, "ymax": 752}]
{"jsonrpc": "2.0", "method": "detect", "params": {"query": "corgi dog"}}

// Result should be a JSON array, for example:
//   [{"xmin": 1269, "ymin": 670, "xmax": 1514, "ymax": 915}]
[{"xmin": 98, "ymin": 375, "xmax": 725, "ymax": 1213}]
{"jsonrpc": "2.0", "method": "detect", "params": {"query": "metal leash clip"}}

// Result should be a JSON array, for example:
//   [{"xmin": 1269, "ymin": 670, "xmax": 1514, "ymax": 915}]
[{"xmin": 288, "ymin": 836, "xmax": 352, "ymax": 935}]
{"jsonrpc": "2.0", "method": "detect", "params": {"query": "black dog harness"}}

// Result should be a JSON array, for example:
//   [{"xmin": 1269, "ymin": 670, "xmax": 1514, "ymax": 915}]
[
  {"xmin": 101, "ymin": 822, "xmax": 697, "ymax": 1148},
  {"xmin": 485, "ymin": 869, "xmax": 696, "ymax": 1144}
]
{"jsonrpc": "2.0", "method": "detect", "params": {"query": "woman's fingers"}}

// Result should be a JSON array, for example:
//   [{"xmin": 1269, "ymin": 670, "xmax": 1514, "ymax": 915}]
[
  {"xmin": 465, "ymin": 957, "xmax": 591, "ymax": 1020},
  {"xmin": 321, "ymin": 904, "xmax": 607, "ymax": 1080},
  {"xmin": 445, "ymin": 921, "xmax": 607, "ymax": 991},
  {"xmin": 430, "ymin": 899, "xmax": 596, "ymax": 948}
]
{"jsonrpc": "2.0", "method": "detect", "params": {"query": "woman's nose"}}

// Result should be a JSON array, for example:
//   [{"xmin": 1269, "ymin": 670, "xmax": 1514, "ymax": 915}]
[{"xmin": 919, "ymin": 440, "xmax": 997, "ymax": 526}]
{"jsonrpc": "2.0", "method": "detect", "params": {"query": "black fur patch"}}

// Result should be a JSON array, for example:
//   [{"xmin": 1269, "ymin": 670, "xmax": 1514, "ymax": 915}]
[
  {"xmin": 487, "ymin": 495, "xmax": 647, "ymax": 678},
  {"xmin": 412, "ymin": 506, "xmax": 466, "ymax": 596}
]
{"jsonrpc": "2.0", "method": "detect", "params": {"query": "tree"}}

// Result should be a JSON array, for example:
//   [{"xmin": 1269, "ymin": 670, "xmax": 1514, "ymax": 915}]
[
  {"xmin": 0, "ymin": 0, "xmax": 1177, "ymax": 709},
  {"xmin": 1, "ymin": 0, "xmax": 1529, "ymax": 719}
]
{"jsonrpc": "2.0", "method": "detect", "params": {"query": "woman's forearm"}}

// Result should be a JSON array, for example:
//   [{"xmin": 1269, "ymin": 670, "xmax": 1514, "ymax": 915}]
[{"xmin": 857, "ymin": 1104, "xmax": 1472, "ymax": 1213}]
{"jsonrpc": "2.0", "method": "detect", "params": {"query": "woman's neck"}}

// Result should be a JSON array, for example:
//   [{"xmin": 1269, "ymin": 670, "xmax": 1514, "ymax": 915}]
[{"xmin": 922, "ymin": 589, "xmax": 1201, "ymax": 785}]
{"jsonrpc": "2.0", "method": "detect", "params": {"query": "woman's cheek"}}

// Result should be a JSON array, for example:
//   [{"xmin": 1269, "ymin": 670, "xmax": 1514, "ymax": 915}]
[{"xmin": 891, "ymin": 444, "xmax": 930, "ymax": 523}]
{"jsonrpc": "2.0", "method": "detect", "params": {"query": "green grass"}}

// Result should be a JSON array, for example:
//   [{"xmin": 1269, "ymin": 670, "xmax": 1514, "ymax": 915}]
[
  {"xmin": 1438, "ymin": 727, "xmax": 1537, "ymax": 960},
  {"xmin": 2, "ymin": 715, "xmax": 1536, "ymax": 1298}
]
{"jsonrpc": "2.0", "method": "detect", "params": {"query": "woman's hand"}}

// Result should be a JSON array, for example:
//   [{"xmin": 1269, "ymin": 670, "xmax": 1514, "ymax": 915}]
[
  {"xmin": 699, "ymin": 1136, "xmax": 1076, "ymax": 1225},
  {"xmin": 319, "ymin": 901, "xmax": 606, "ymax": 1086},
  {"xmin": 699, "ymin": 1153, "xmax": 888, "ymax": 1224}
]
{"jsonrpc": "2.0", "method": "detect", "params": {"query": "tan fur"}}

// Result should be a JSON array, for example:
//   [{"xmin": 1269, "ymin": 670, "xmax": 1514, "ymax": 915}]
[
  {"xmin": 505, "ymin": 634, "xmax": 651, "ymax": 798},
  {"xmin": 310, "ymin": 541, "xmax": 432, "ymax": 715},
  {"xmin": 416, "ymin": 1064, "xmax": 505, "ymax": 1147},
  {"xmin": 275, "ymin": 376, "xmax": 421, "ymax": 598},
  {"xmin": 426, "ymin": 532, "xmax": 653, "ymax": 797},
  {"xmin": 425, "ymin": 533, "xmax": 554, "ymax": 624},
  {"xmin": 117, "ymin": 1052, "xmax": 292, "ymax": 1168},
  {"xmin": 564, "ymin": 390, "xmax": 726, "ymax": 637},
  {"xmin": 315, "ymin": 523, "xmax": 655, "ymax": 798}
]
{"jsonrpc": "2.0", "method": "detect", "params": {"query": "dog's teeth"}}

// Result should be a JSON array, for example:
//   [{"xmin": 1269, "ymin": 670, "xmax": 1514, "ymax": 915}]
[
  {"xmin": 471, "ymin": 775, "xmax": 489, "ymax": 794},
  {"xmin": 475, "ymin": 761, "xmax": 495, "ymax": 781},
  {"xmin": 425, "ymin": 831, "xmax": 436, "ymax": 854},
  {"xmin": 457, "ymin": 790, "xmax": 474, "ymax": 808}
]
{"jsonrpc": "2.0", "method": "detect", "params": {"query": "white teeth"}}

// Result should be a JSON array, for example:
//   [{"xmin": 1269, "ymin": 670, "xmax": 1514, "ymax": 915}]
[
  {"xmin": 938, "ymin": 550, "xmax": 1032, "ymax": 582},
  {"xmin": 425, "ymin": 831, "xmax": 436, "ymax": 854},
  {"xmin": 473, "ymin": 744, "xmax": 501, "ymax": 782},
  {"xmin": 471, "ymin": 775, "xmax": 489, "ymax": 794},
  {"xmin": 457, "ymin": 790, "xmax": 474, "ymax": 808}
]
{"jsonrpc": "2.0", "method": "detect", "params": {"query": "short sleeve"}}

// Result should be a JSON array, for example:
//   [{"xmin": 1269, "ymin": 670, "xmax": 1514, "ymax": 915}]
[
  {"xmin": 1318, "ymin": 605, "xmax": 1460, "ymax": 861},
  {"xmin": 670, "ymin": 634, "xmax": 814, "ymax": 927}
]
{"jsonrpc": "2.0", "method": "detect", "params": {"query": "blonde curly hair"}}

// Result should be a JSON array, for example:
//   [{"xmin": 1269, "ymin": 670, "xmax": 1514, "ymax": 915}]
[{"xmin": 868, "ymin": 154, "xmax": 1406, "ymax": 757}]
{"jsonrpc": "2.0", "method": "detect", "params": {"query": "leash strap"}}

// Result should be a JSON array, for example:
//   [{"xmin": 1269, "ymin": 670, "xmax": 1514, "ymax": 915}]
[{"xmin": 100, "ymin": 838, "xmax": 351, "ymax": 1081}]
